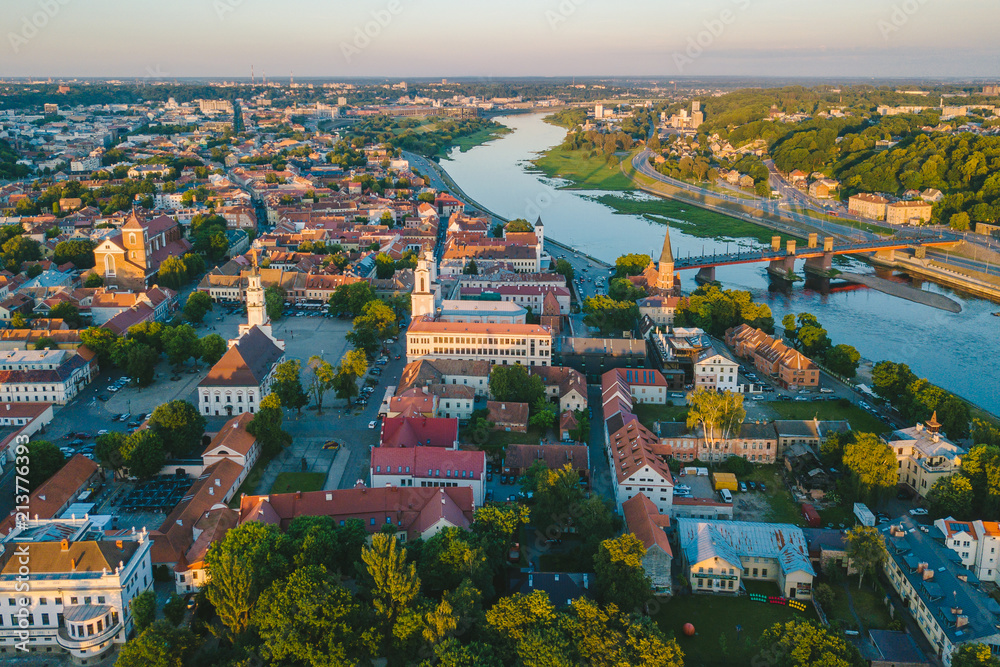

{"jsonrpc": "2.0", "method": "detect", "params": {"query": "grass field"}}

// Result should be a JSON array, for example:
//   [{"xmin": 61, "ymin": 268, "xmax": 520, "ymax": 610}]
[
  {"xmin": 270, "ymin": 472, "xmax": 326, "ymax": 494},
  {"xmin": 654, "ymin": 588, "xmax": 815, "ymax": 667},
  {"xmin": 592, "ymin": 192, "xmax": 799, "ymax": 245},
  {"xmin": 764, "ymin": 400, "xmax": 889, "ymax": 434},
  {"xmin": 449, "ymin": 125, "xmax": 512, "ymax": 153},
  {"xmin": 633, "ymin": 403, "xmax": 689, "ymax": 430},
  {"xmin": 531, "ymin": 148, "xmax": 637, "ymax": 190},
  {"xmin": 822, "ymin": 577, "xmax": 893, "ymax": 632}
]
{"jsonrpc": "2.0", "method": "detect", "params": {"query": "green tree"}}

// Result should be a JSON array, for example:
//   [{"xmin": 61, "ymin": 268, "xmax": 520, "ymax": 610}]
[
  {"xmin": 162, "ymin": 594, "xmax": 186, "ymax": 626},
  {"xmin": 328, "ymin": 281, "xmax": 376, "ymax": 316},
  {"xmin": 130, "ymin": 590, "xmax": 157, "ymax": 632},
  {"xmin": 553, "ymin": 258, "xmax": 575, "ymax": 282},
  {"xmin": 361, "ymin": 533, "xmax": 422, "ymax": 656},
  {"xmin": 197, "ymin": 333, "xmax": 227, "ymax": 366},
  {"xmin": 158, "ymin": 255, "xmax": 188, "ymax": 290},
  {"xmin": 161, "ymin": 324, "xmax": 198, "ymax": 367},
  {"xmin": 204, "ymin": 522, "xmax": 292, "ymax": 639},
  {"xmin": 121, "ymin": 430, "xmax": 165, "ymax": 480},
  {"xmin": 489, "ymin": 364, "xmax": 546, "ymax": 407},
  {"xmin": 115, "ymin": 620, "xmax": 196, "ymax": 667},
  {"xmin": 844, "ymin": 525, "xmax": 888, "ymax": 590},
  {"xmin": 485, "ymin": 591, "xmax": 566, "ymax": 665},
  {"xmin": 333, "ymin": 349, "xmax": 368, "ymax": 405},
  {"xmin": 148, "ymin": 400, "xmax": 206, "ymax": 457},
  {"xmin": 594, "ymin": 534, "xmax": 651, "ymax": 613},
  {"xmin": 247, "ymin": 393, "xmax": 292, "ymax": 457},
  {"xmin": 253, "ymin": 565, "xmax": 371, "ymax": 667},
  {"xmin": 127, "ymin": 320, "xmax": 166, "ymax": 352},
  {"xmin": 825, "ymin": 344, "xmax": 861, "ymax": 378},
  {"xmin": 80, "ymin": 326, "xmax": 119, "ymax": 364},
  {"xmin": 10, "ymin": 312, "xmax": 29, "ymax": 329},
  {"xmin": 608, "ymin": 277, "xmax": 647, "ymax": 302},
  {"xmin": 565, "ymin": 598, "xmax": 684, "ymax": 667},
  {"xmin": 505, "ymin": 218, "xmax": 534, "ymax": 233},
  {"xmin": 582, "ymin": 295, "xmax": 639, "ymax": 334},
  {"xmin": 48, "ymin": 301, "xmax": 83, "ymax": 328},
  {"xmin": 614, "ymin": 253, "xmax": 651, "ymax": 278},
  {"xmin": 183, "ymin": 290, "xmax": 213, "ymax": 323},
  {"xmin": 24, "ymin": 441, "xmax": 65, "ymax": 492},
  {"xmin": 757, "ymin": 620, "xmax": 863, "ymax": 667},
  {"xmin": 33, "ymin": 336, "xmax": 57, "ymax": 350},
  {"xmin": 950, "ymin": 211, "xmax": 971, "ymax": 231},
  {"xmin": 528, "ymin": 398, "xmax": 558, "ymax": 430},
  {"xmin": 928, "ymin": 475, "xmax": 975, "ymax": 519},
  {"xmin": 418, "ymin": 527, "xmax": 492, "ymax": 596},
  {"xmin": 462, "ymin": 258, "xmax": 479, "ymax": 275},
  {"xmin": 686, "ymin": 388, "xmax": 746, "ymax": 448},
  {"xmin": 522, "ymin": 462, "xmax": 585, "ymax": 532},
  {"xmin": 265, "ymin": 285, "xmax": 285, "ymax": 320},
  {"xmin": 375, "ymin": 252, "xmax": 396, "ymax": 279},
  {"xmin": 182, "ymin": 252, "xmax": 206, "ymax": 276},
  {"xmin": 271, "ymin": 359, "xmax": 310, "ymax": 414},
  {"xmin": 951, "ymin": 643, "xmax": 1000, "ymax": 667},
  {"xmin": 347, "ymin": 300, "xmax": 398, "ymax": 357},
  {"xmin": 307, "ymin": 355, "xmax": 336, "ymax": 414},
  {"xmin": 95, "ymin": 432, "xmax": 126, "ymax": 477},
  {"xmin": 53, "ymin": 239, "xmax": 96, "ymax": 268},
  {"xmin": 842, "ymin": 434, "xmax": 897, "ymax": 505},
  {"xmin": 286, "ymin": 515, "xmax": 367, "ymax": 575}
]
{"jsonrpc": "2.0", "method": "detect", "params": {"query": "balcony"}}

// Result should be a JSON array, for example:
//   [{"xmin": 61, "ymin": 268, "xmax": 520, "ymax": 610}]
[{"xmin": 56, "ymin": 622, "xmax": 121, "ymax": 652}]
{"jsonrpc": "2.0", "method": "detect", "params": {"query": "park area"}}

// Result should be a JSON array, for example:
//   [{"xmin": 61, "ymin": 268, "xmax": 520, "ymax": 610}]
[
  {"xmin": 270, "ymin": 472, "xmax": 326, "ymax": 494},
  {"xmin": 654, "ymin": 584, "xmax": 816, "ymax": 666},
  {"xmin": 764, "ymin": 400, "xmax": 889, "ymax": 434}
]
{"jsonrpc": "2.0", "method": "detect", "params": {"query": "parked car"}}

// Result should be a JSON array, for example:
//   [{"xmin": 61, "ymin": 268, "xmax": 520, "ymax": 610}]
[
  {"xmin": 758, "ymin": 483, "xmax": 767, "ymax": 493},
  {"xmin": 739, "ymin": 482, "xmax": 748, "ymax": 493},
  {"xmin": 747, "ymin": 481, "xmax": 757, "ymax": 491},
  {"xmin": 322, "ymin": 440, "xmax": 340, "ymax": 450},
  {"xmin": 819, "ymin": 388, "xmax": 834, "ymax": 394},
  {"xmin": 909, "ymin": 508, "xmax": 928, "ymax": 516},
  {"xmin": 97, "ymin": 430, "xmax": 108, "ymax": 436}
]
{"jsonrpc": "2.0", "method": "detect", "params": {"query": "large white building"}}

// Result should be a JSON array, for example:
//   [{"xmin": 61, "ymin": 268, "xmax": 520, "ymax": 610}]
[
  {"xmin": 0, "ymin": 521, "xmax": 153, "ymax": 664},
  {"xmin": 197, "ymin": 256, "xmax": 284, "ymax": 417},
  {"xmin": 934, "ymin": 517, "xmax": 1000, "ymax": 583},
  {"xmin": 0, "ymin": 350, "xmax": 97, "ymax": 406},
  {"xmin": 886, "ymin": 414, "xmax": 966, "ymax": 499},
  {"xmin": 406, "ymin": 318, "xmax": 553, "ymax": 367},
  {"xmin": 693, "ymin": 345, "xmax": 739, "ymax": 392}
]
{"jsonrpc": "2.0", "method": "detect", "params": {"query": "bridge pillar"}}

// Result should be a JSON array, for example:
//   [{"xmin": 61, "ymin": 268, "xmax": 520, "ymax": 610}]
[
  {"xmin": 803, "ymin": 253, "xmax": 836, "ymax": 278},
  {"xmin": 695, "ymin": 266, "xmax": 716, "ymax": 284},
  {"xmin": 808, "ymin": 233, "xmax": 818, "ymax": 248},
  {"xmin": 875, "ymin": 248, "xmax": 896, "ymax": 262},
  {"xmin": 823, "ymin": 236, "xmax": 834, "ymax": 252},
  {"xmin": 786, "ymin": 240, "xmax": 797, "ymax": 255},
  {"xmin": 767, "ymin": 255, "xmax": 800, "ymax": 282},
  {"xmin": 914, "ymin": 246, "xmax": 927, "ymax": 259},
  {"xmin": 771, "ymin": 236, "xmax": 781, "ymax": 252}
]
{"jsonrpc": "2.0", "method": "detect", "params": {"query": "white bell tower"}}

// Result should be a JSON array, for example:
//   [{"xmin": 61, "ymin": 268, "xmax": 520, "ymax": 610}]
[{"xmin": 411, "ymin": 255, "xmax": 435, "ymax": 319}]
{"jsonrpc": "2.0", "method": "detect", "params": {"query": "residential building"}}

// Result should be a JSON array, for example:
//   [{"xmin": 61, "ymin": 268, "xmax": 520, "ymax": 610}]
[
  {"xmin": 92, "ymin": 212, "xmax": 192, "ymax": 291},
  {"xmin": 487, "ymin": 401, "xmax": 529, "ymax": 433},
  {"xmin": 677, "ymin": 518, "xmax": 815, "ymax": 598},
  {"xmin": 848, "ymin": 193, "xmax": 890, "ymax": 220},
  {"xmin": 881, "ymin": 517, "xmax": 1000, "ymax": 666},
  {"xmin": 623, "ymin": 493, "xmax": 673, "ymax": 595},
  {"xmin": 0, "ymin": 455, "xmax": 100, "ymax": 536},
  {"xmin": 0, "ymin": 350, "xmax": 97, "ymax": 405},
  {"xmin": 934, "ymin": 518, "xmax": 1000, "ymax": 583},
  {"xmin": 201, "ymin": 413, "xmax": 260, "ymax": 483},
  {"xmin": 529, "ymin": 366, "xmax": 588, "ymax": 413},
  {"xmin": 885, "ymin": 414, "xmax": 966, "ymax": 499},
  {"xmin": 370, "ymin": 447, "xmax": 486, "ymax": 505},
  {"xmin": 379, "ymin": 416, "xmax": 459, "ymax": 449},
  {"xmin": 406, "ymin": 318, "xmax": 553, "ymax": 367},
  {"xmin": 387, "ymin": 388, "xmax": 439, "ymax": 419},
  {"xmin": 693, "ymin": 345, "xmax": 739, "ymax": 392},
  {"xmin": 553, "ymin": 337, "xmax": 647, "ymax": 383},
  {"xmin": 397, "ymin": 359, "xmax": 491, "ymax": 398},
  {"xmin": 726, "ymin": 324, "xmax": 819, "ymax": 389},
  {"xmin": 501, "ymin": 443, "xmax": 590, "ymax": 488},
  {"xmin": 637, "ymin": 295, "xmax": 679, "ymax": 327},
  {"xmin": 0, "ymin": 402, "xmax": 55, "ymax": 466},
  {"xmin": 887, "ymin": 201, "xmax": 933, "ymax": 226},
  {"xmin": 0, "ymin": 531, "xmax": 153, "ymax": 663},
  {"xmin": 239, "ymin": 486, "xmax": 476, "ymax": 541}
]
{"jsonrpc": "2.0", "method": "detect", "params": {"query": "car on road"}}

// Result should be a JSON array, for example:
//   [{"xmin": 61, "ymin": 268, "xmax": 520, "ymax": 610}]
[
  {"xmin": 60, "ymin": 447, "xmax": 74, "ymax": 457},
  {"xmin": 76, "ymin": 432, "xmax": 91, "ymax": 439},
  {"xmin": 97, "ymin": 430, "xmax": 108, "ymax": 436},
  {"xmin": 368, "ymin": 420, "xmax": 379, "ymax": 429},
  {"xmin": 752, "ymin": 394, "xmax": 765, "ymax": 401},
  {"xmin": 794, "ymin": 396, "xmax": 810, "ymax": 401},
  {"xmin": 909, "ymin": 508, "xmax": 929, "ymax": 516},
  {"xmin": 675, "ymin": 484, "xmax": 691, "ymax": 493},
  {"xmin": 819, "ymin": 388, "xmax": 834, "ymax": 394},
  {"xmin": 669, "ymin": 392, "xmax": 684, "ymax": 399},
  {"xmin": 118, "ymin": 413, "xmax": 131, "ymax": 423},
  {"xmin": 69, "ymin": 439, "xmax": 85, "ymax": 447}
]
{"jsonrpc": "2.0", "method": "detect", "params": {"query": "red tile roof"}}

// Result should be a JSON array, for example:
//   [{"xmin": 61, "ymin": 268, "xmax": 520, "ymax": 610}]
[
  {"xmin": 380, "ymin": 416, "xmax": 458, "ymax": 449},
  {"xmin": 371, "ymin": 446, "xmax": 485, "ymax": 479}
]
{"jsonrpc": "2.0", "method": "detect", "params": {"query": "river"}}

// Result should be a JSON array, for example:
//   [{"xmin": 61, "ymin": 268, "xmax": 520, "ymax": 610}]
[{"xmin": 437, "ymin": 112, "xmax": 1000, "ymax": 416}]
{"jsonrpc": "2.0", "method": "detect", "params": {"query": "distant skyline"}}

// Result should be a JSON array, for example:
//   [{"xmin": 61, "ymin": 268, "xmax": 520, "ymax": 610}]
[{"xmin": 3, "ymin": 0, "xmax": 999, "ymax": 80}]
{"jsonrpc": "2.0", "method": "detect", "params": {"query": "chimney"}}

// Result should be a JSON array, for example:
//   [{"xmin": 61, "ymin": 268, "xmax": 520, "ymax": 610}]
[
  {"xmin": 916, "ymin": 563, "xmax": 926, "ymax": 573},
  {"xmin": 116, "ymin": 540, "xmax": 123, "ymax": 549},
  {"xmin": 295, "ymin": 491, "xmax": 301, "ymax": 499},
  {"xmin": 60, "ymin": 538, "xmax": 69, "ymax": 551},
  {"xmin": 923, "ymin": 568, "xmax": 934, "ymax": 581},
  {"xmin": 956, "ymin": 615, "xmax": 969, "ymax": 629},
  {"xmin": 950, "ymin": 606, "xmax": 963, "ymax": 616}
]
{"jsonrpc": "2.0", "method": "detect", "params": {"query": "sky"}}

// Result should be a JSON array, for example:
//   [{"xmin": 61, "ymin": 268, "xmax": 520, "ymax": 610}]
[{"xmin": 2, "ymin": 0, "xmax": 999, "ymax": 79}]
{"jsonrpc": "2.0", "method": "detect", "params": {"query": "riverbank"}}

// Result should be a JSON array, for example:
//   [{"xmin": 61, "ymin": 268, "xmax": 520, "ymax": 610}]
[{"xmin": 531, "ymin": 148, "xmax": 636, "ymax": 190}]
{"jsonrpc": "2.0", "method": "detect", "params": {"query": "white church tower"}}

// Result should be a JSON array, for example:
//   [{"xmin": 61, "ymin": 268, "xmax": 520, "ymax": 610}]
[
  {"xmin": 235, "ymin": 251, "xmax": 283, "ymax": 349},
  {"xmin": 411, "ymin": 254, "xmax": 435, "ymax": 320}
]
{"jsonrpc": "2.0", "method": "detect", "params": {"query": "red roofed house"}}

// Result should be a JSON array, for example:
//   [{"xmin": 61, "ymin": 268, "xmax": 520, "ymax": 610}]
[
  {"xmin": 239, "ymin": 485, "xmax": 475, "ymax": 541},
  {"xmin": 623, "ymin": 493, "xmax": 674, "ymax": 595},
  {"xmin": 387, "ymin": 387, "xmax": 438, "ymax": 418},
  {"xmin": 0, "ymin": 454, "xmax": 100, "ymax": 537},
  {"xmin": 371, "ymin": 447, "xmax": 486, "ymax": 504},
  {"xmin": 0, "ymin": 402, "xmax": 54, "ymax": 467},
  {"xmin": 487, "ymin": 401, "xmax": 529, "ymax": 433},
  {"xmin": 149, "ymin": 460, "xmax": 243, "ymax": 595},
  {"xmin": 92, "ymin": 211, "xmax": 192, "ymax": 291},
  {"xmin": 501, "ymin": 443, "xmax": 590, "ymax": 488},
  {"xmin": 201, "ymin": 412, "xmax": 260, "ymax": 488},
  {"xmin": 379, "ymin": 416, "xmax": 459, "ymax": 449},
  {"xmin": 435, "ymin": 193, "xmax": 464, "ymax": 217}
]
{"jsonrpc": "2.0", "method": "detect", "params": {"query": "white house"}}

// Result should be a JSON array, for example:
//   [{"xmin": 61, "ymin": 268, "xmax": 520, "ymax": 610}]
[
  {"xmin": 694, "ymin": 345, "xmax": 739, "ymax": 392},
  {"xmin": 0, "ymin": 351, "xmax": 97, "ymax": 406},
  {"xmin": 0, "ymin": 526, "xmax": 153, "ymax": 664}
]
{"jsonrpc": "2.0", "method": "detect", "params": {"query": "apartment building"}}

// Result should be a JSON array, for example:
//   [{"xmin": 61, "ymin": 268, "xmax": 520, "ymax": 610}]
[
  {"xmin": 693, "ymin": 346, "xmax": 739, "ymax": 392},
  {"xmin": 884, "ymin": 414, "xmax": 966, "ymax": 499},
  {"xmin": 848, "ymin": 193, "xmax": 890, "ymax": 220},
  {"xmin": 933, "ymin": 518, "xmax": 1000, "ymax": 583},
  {"xmin": 405, "ymin": 318, "xmax": 552, "ymax": 366},
  {"xmin": 887, "ymin": 200, "xmax": 933, "ymax": 226},
  {"xmin": 881, "ymin": 517, "xmax": 1000, "ymax": 666},
  {"xmin": 0, "ymin": 350, "xmax": 97, "ymax": 405},
  {"xmin": 726, "ymin": 324, "xmax": 819, "ymax": 389}
]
